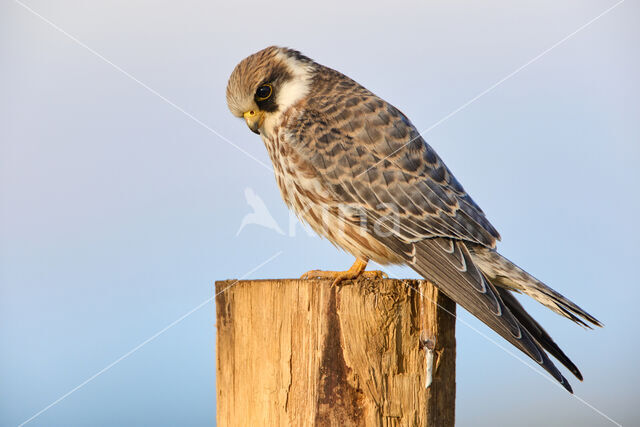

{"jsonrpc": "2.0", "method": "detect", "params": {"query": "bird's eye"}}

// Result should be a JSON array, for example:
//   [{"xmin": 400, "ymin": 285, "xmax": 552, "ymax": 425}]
[{"xmin": 255, "ymin": 84, "xmax": 273, "ymax": 101}]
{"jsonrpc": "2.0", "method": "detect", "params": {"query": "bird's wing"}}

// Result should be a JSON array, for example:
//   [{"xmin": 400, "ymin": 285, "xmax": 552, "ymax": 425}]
[
  {"xmin": 360, "ymin": 217, "xmax": 573, "ymax": 390},
  {"xmin": 288, "ymin": 84, "xmax": 574, "ymax": 390},
  {"xmin": 493, "ymin": 285, "xmax": 583, "ymax": 380},
  {"xmin": 288, "ymin": 85, "xmax": 500, "ymax": 248}
]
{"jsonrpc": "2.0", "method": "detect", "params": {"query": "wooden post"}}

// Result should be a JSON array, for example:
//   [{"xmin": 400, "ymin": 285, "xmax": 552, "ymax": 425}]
[{"xmin": 215, "ymin": 278, "xmax": 456, "ymax": 427}]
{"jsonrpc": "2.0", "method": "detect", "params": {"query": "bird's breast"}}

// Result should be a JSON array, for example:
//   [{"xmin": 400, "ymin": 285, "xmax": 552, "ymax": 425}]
[
  {"xmin": 261, "ymin": 126, "xmax": 328, "ymax": 214},
  {"xmin": 260, "ymin": 116, "xmax": 402, "ymax": 265}
]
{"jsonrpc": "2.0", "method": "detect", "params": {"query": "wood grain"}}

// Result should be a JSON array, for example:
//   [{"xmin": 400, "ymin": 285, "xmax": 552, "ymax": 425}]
[{"xmin": 215, "ymin": 278, "xmax": 456, "ymax": 427}]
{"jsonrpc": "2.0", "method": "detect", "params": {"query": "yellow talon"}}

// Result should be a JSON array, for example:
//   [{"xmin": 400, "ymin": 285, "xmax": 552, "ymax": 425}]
[{"xmin": 300, "ymin": 258, "xmax": 388, "ymax": 287}]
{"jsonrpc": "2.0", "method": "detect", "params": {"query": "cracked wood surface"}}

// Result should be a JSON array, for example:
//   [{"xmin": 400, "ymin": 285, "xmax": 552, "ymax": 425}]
[{"xmin": 215, "ymin": 278, "xmax": 456, "ymax": 427}]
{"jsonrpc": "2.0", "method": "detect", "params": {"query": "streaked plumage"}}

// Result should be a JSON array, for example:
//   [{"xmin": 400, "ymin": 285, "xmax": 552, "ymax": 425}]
[{"xmin": 226, "ymin": 46, "xmax": 601, "ymax": 393}]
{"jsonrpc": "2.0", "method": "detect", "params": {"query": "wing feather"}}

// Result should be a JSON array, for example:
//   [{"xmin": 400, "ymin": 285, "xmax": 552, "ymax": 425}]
[
  {"xmin": 494, "ymin": 286, "xmax": 584, "ymax": 380},
  {"xmin": 288, "ymin": 80, "xmax": 500, "ymax": 248},
  {"xmin": 398, "ymin": 237, "xmax": 573, "ymax": 392}
]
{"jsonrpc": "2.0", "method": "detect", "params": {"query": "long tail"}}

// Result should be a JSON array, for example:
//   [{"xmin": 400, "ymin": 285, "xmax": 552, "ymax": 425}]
[
  {"xmin": 469, "ymin": 247, "xmax": 602, "ymax": 328},
  {"xmin": 493, "ymin": 285, "xmax": 583, "ymax": 380},
  {"xmin": 402, "ymin": 238, "xmax": 575, "ymax": 392}
]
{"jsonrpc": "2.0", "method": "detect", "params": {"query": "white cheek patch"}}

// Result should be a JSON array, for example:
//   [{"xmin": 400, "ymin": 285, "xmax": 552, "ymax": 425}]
[
  {"xmin": 275, "ymin": 52, "xmax": 313, "ymax": 111},
  {"xmin": 262, "ymin": 53, "xmax": 313, "ymax": 137},
  {"xmin": 275, "ymin": 78, "xmax": 309, "ymax": 114}
]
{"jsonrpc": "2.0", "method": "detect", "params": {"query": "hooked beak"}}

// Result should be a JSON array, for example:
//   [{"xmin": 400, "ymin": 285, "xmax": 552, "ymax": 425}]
[{"xmin": 243, "ymin": 110, "xmax": 264, "ymax": 134}]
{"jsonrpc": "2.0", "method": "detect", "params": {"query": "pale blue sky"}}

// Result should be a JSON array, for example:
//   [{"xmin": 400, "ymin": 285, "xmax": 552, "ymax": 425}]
[{"xmin": 1, "ymin": 1, "xmax": 639, "ymax": 426}]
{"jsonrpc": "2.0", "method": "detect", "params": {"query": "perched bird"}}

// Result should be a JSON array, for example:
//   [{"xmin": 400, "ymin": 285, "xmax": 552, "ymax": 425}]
[{"xmin": 226, "ymin": 46, "xmax": 601, "ymax": 393}]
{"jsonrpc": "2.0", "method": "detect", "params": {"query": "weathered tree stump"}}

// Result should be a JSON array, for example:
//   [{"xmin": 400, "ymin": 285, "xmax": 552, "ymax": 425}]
[{"xmin": 215, "ymin": 278, "xmax": 456, "ymax": 427}]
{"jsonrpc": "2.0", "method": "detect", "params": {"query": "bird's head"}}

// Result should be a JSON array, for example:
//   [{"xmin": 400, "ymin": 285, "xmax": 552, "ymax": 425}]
[{"xmin": 226, "ymin": 46, "xmax": 314, "ymax": 135}]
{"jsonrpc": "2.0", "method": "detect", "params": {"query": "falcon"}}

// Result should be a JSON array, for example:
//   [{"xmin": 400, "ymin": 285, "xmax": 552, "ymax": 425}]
[{"xmin": 226, "ymin": 46, "xmax": 601, "ymax": 393}]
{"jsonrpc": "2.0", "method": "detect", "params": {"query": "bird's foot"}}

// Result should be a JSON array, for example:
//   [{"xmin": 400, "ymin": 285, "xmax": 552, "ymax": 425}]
[{"xmin": 300, "ymin": 258, "xmax": 387, "ymax": 287}]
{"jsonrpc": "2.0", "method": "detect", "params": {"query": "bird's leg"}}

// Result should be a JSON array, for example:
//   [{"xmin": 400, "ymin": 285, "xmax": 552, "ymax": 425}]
[{"xmin": 300, "ymin": 258, "xmax": 388, "ymax": 287}]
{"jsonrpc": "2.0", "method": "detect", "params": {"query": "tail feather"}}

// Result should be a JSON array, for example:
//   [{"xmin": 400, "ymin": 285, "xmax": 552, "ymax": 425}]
[
  {"xmin": 493, "ymin": 285, "xmax": 583, "ymax": 381},
  {"xmin": 401, "ymin": 238, "xmax": 574, "ymax": 393},
  {"xmin": 469, "ymin": 247, "xmax": 602, "ymax": 328}
]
